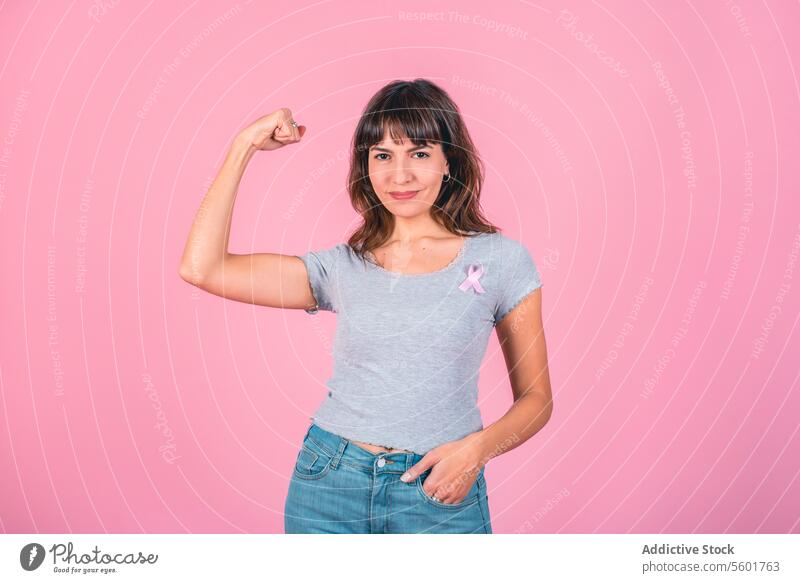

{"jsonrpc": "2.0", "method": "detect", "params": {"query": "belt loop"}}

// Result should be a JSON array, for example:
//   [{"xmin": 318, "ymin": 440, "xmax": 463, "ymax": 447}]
[{"xmin": 330, "ymin": 435, "xmax": 347, "ymax": 470}]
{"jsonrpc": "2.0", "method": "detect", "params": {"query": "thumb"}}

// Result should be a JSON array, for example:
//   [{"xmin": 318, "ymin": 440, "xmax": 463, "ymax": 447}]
[{"xmin": 400, "ymin": 452, "xmax": 437, "ymax": 483}]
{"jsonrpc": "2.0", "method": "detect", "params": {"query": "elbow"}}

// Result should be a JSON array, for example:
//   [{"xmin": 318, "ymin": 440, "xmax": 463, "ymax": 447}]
[
  {"xmin": 179, "ymin": 254, "xmax": 228, "ymax": 285},
  {"xmin": 179, "ymin": 263, "xmax": 204, "ymax": 285},
  {"xmin": 537, "ymin": 392, "xmax": 554, "ymax": 426},
  {"xmin": 518, "ymin": 388, "xmax": 553, "ymax": 426},
  {"xmin": 543, "ymin": 390, "xmax": 554, "ymax": 422}
]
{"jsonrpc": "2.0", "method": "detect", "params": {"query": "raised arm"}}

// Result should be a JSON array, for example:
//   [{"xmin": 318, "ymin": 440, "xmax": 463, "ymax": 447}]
[{"xmin": 178, "ymin": 108, "xmax": 314, "ymax": 310}]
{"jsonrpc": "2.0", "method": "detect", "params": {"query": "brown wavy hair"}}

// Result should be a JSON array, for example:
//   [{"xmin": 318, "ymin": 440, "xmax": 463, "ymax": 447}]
[{"xmin": 345, "ymin": 79, "xmax": 499, "ymax": 262}]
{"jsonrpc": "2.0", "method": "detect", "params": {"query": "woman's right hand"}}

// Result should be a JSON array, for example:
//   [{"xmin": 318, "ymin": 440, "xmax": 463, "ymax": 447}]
[{"xmin": 237, "ymin": 107, "xmax": 307, "ymax": 152}]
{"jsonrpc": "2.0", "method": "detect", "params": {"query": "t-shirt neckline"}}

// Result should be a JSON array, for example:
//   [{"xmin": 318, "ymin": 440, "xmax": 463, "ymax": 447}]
[{"xmin": 365, "ymin": 232, "xmax": 478, "ymax": 278}]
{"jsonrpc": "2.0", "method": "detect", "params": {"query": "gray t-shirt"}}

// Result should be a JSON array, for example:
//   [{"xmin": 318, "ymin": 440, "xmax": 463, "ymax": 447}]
[{"xmin": 296, "ymin": 231, "xmax": 543, "ymax": 454}]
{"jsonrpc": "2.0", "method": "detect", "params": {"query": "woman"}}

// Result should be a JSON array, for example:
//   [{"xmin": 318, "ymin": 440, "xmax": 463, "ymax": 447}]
[{"xmin": 179, "ymin": 78, "xmax": 553, "ymax": 534}]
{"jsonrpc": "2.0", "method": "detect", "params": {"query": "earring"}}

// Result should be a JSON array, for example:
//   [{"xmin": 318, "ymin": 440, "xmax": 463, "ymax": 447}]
[{"xmin": 443, "ymin": 173, "xmax": 451, "ymax": 183}]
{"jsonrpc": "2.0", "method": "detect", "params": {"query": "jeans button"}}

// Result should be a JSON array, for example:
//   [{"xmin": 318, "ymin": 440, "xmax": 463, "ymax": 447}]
[{"xmin": 377, "ymin": 458, "xmax": 386, "ymax": 467}]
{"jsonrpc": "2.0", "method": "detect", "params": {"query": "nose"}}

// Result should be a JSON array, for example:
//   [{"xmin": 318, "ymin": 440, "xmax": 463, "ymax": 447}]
[{"xmin": 391, "ymin": 158, "xmax": 414, "ymax": 184}]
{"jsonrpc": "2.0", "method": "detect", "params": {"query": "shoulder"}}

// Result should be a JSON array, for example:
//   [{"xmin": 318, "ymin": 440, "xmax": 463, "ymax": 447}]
[
  {"xmin": 473, "ymin": 232, "xmax": 540, "ymax": 286},
  {"xmin": 316, "ymin": 242, "xmax": 351, "ymax": 258},
  {"xmin": 326, "ymin": 242, "xmax": 358, "ymax": 270},
  {"xmin": 334, "ymin": 242, "xmax": 368, "ymax": 271},
  {"xmin": 471, "ymin": 231, "xmax": 530, "ymax": 260}
]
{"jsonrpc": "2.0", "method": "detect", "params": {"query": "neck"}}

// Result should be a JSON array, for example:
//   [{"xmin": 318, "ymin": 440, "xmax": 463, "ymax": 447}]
[{"xmin": 390, "ymin": 215, "xmax": 451, "ymax": 243}]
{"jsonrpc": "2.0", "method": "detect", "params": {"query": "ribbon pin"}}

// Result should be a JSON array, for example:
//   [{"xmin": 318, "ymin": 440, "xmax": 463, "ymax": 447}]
[{"xmin": 459, "ymin": 262, "xmax": 486, "ymax": 294}]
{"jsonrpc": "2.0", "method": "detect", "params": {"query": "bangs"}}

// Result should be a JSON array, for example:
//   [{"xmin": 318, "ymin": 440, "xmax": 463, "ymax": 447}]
[{"xmin": 360, "ymin": 105, "xmax": 445, "ymax": 150}]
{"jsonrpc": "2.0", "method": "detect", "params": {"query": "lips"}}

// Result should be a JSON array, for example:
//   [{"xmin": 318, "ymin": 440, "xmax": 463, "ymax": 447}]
[{"xmin": 389, "ymin": 190, "xmax": 419, "ymax": 200}]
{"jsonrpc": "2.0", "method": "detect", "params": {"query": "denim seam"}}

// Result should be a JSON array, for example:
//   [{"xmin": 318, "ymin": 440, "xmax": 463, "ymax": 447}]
[
  {"xmin": 297, "ymin": 446, "xmax": 319, "ymax": 470},
  {"xmin": 384, "ymin": 482, "xmax": 390, "ymax": 534},
  {"xmin": 307, "ymin": 434, "xmax": 344, "ymax": 460},
  {"xmin": 330, "ymin": 435, "xmax": 347, "ymax": 470},
  {"xmin": 307, "ymin": 433, "xmax": 411, "ymax": 474},
  {"xmin": 304, "ymin": 446, "xmax": 382, "ymax": 473},
  {"xmin": 476, "ymin": 476, "xmax": 489, "ymax": 533},
  {"xmin": 292, "ymin": 459, "xmax": 332, "ymax": 481},
  {"xmin": 368, "ymin": 473, "xmax": 374, "ymax": 534}
]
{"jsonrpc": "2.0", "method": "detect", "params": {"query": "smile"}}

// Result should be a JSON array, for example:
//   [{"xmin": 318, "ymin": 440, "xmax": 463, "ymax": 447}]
[{"xmin": 389, "ymin": 190, "xmax": 420, "ymax": 200}]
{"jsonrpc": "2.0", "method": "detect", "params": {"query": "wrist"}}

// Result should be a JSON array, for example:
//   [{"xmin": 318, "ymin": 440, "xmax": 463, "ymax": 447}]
[
  {"xmin": 466, "ymin": 429, "xmax": 495, "ymax": 468},
  {"xmin": 229, "ymin": 134, "xmax": 258, "ymax": 164}
]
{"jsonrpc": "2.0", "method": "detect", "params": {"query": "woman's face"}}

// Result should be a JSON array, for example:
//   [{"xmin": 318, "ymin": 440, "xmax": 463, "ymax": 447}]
[{"xmin": 367, "ymin": 130, "xmax": 449, "ymax": 218}]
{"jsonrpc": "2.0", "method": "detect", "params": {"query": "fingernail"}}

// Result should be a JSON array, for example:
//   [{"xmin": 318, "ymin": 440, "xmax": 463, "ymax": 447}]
[{"xmin": 400, "ymin": 472, "xmax": 411, "ymax": 482}]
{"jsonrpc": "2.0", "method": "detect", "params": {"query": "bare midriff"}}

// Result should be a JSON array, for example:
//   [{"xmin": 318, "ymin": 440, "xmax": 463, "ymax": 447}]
[{"xmin": 350, "ymin": 439, "xmax": 412, "ymax": 455}]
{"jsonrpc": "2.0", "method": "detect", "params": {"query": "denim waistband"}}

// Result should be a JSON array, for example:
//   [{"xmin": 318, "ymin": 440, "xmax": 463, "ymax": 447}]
[{"xmin": 304, "ymin": 423, "xmax": 426, "ymax": 474}]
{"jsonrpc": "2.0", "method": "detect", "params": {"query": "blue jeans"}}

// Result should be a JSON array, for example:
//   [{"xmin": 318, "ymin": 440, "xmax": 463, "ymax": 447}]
[{"xmin": 284, "ymin": 423, "xmax": 493, "ymax": 534}]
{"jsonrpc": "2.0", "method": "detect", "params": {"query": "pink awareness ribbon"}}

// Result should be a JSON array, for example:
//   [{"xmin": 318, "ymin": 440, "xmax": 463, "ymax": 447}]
[{"xmin": 459, "ymin": 262, "xmax": 485, "ymax": 294}]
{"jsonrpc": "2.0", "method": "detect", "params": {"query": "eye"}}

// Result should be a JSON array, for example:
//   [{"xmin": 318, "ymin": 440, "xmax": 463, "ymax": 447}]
[{"xmin": 372, "ymin": 151, "xmax": 430, "ymax": 161}]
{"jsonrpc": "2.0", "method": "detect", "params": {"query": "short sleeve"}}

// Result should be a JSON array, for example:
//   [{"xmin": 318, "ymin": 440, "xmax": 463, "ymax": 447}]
[
  {"xmin": 493, "ymin": 238, "xmax": 543, "ymax": 326},
  {"xmin": 296, "ymin": 244, "xmax": 343, "ymax": 315}
]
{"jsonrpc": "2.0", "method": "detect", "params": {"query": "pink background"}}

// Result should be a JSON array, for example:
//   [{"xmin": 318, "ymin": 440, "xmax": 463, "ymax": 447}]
[{"xmin": 1, "ymin": 0, "xmax": 799, "ymax": 534}]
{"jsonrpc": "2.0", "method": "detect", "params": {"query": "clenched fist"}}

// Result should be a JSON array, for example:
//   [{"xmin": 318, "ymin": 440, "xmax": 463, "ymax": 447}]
[{"xmin": 238, "ymin": 107, "xmax": 307, "ymax": 152}]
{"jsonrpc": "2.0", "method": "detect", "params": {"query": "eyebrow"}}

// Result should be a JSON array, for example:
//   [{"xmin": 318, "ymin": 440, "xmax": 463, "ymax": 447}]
[{"xmin": 369, "ymin": 144, "xmax": 431, "ymax": 152}]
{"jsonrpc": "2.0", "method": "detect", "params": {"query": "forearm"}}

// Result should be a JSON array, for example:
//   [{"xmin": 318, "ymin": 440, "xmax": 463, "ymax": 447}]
[
  {"xmin": 471, "ymin": 390, "xmax": 553, "ymax": 465},
  {"xmin": 178, "ymin": 135, "xmax": 257, "ymax": 281}
]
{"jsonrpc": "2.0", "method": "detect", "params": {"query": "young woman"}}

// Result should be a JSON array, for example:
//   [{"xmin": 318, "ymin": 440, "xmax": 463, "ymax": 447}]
[{"xmin": 179, "ymin": 78, "xmax": 553, "ymax": 534}]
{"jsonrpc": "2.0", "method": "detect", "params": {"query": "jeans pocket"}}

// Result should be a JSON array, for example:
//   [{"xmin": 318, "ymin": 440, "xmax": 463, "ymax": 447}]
[
  {"xmin": 416, "ymin": 468, "xmax": 483, "ymax": 509},
  {"xmin": 292, "ymin": 443, "xmax": 333, "ymax": 480}
]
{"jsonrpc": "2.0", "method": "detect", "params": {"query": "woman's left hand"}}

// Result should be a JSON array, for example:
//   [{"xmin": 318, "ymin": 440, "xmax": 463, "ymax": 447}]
[{"xmin": 400, "ymin": 433, "xmax": 486, "ymax": 504}]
